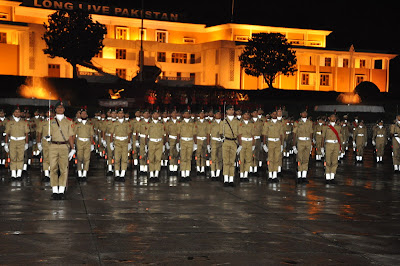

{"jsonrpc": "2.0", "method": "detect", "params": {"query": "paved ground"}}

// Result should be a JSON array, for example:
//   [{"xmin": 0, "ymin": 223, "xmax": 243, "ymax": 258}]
[{"xmin": 0, "ymin": 147, "xmax": 399, "ymax": 265}]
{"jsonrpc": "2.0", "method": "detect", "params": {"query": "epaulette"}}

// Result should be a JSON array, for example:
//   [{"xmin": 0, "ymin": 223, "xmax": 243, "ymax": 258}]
[{"xmin": 66, "ymin": 117, "xmax": 72, "ymax": 121}]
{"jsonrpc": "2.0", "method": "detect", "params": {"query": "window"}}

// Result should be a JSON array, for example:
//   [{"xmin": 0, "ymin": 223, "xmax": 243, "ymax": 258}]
[
  {"xmin": 116, "ymin": 49, "xmax": 127, "ymax": 59},
  {"xmin": 301, "ymin": 73, "xmax": 310, "ymax": 85},
  {"xmin": 215, "ymin": 49, "xmax": 219, "ymax": 65},
  {"xmin": 0, "ymin": 32, "xmax": 6, "ymax": 43},
  {"xmin": 139, "ymin": 28, "xmax": 146, "ymax": 40},
  {"xmin": 0, "ymin": 13, "xmax": 8, "ymax": 20},
  {"xmin": 48, "ymin": 64, "xmax": 60, "ymax": 78},
  {"xmin": 356, "ymin": 75, "xmax": 365, "ymax": 85},
  {"xmin": 374, "ymin": 59, "xmax": 382, "ymax": 69},
  {"xmin": 156, "ymin": 30, "xmax": 167, "ymax": 43},
  {"xmin": 190, "ymin": 73, "xmax": 195, "ymax": 80},
  {"xmin": 320, "ymin": 74, "xmax": 330, "ymax": 86},
  {"xmin": 215, "ymin": 73, "xmax": 219, "ymax": 85},
  {"xmin": 190, "ymin": 54, "xmax": 195, "ymax": 64},
  {"xmin": 116, "ymin": 68, "xmax": 127, "ymax": 79},
  {"xmin": 325, "ymin": 57, "xmax": 331, "ymax": 67},
  {"xmin": 116, "ymin": 27, "xmax": 128, "ymax": 40},
  {"xmin": 94, "ymin": 49, "xmax": 103, "ymax": 58},
  {"xmin": 342, "ymin": 58, "xmax": 349, "ymax": 68},
  {"xmin": 157, "ymin": 52, "xmax": 166, "ymax": 62},
  {"xmin": 235, "ymin": 35, "xmax": 249, "ymax": 42},
  {"xmin": 171, "ymin": 53, "xmax": 187, "ymax": 64},
  {"xmin": 360, "ymin": 59, "xmax": 366, "ymax": 68},
  {"xmin": 177, "ymin": 72, "xmax": 181, "ymax": 80},
  {"xmin": 183, "ymin": 37, "xmax": 195, "ymax": 44}
]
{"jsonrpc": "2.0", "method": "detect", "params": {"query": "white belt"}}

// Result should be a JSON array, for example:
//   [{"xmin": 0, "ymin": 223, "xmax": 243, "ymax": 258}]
[
  {"xmin": 197, "ymin": 137, "xmax": 207, "ymax": 141},
  {"xmin": 326, "ymin": 140, "xmax": 338, "ymax": 143},
  {"xmin": 316, "ymin": 132, "xmax": 322, "ymax": 135},
  {"xmin": 97, "ymin": 129, "xmax": 101, "ymax": 132},
  {"xmin": 139, "ymin": 134, "xmax": 146, "ymax": 138},
  {"xmin": 286, "ymin": 131, "xmax": 291, "ymax": 135},
  {"xmin": 10, "ymin": 136, "xmax": 25, "ymax": 141},
  {"xmin": 169, "ymin": 135, "xmax": 177, "ymax": 140},
  {"xmin": 2, "ymin": 133, "xmax": 6, "ymax": 136},
  {"xmin": 78, "ymin": 137, "xmax": 90, "ymax": 142},
  {"xmin": 105, "ymin": 133, "xmax": 111, "ymax": 137},
  {"xmin": 132, "ymin": 132, "xmax": 137, "ymax": 136},
  {"xmin": 115, "ymin": 136, "xmax": 128, "ymax": 141},
  {"xmin": 377, "ymin": 134, "xmax": 384, "ymax": 137},
  {"xmin": 268, "ymin": 138, "xmax": 280, "ymax": 142},
  {"xmin": 181, "ymin": 137, "xmax": 193, "ymax": 141},
  {"xmin": 150, "ymin": 138, "xmax": 162, "ymax": 142},
  {"xmin": 298, "ymin": 137, "xmax": 310, "ymax": 141},
  {"xmin": 254, "ymin": 136, "xmax": 260, "ymax": 139},
  {"xmin": 357, "ymin": 134, "xmax": 364, "ymax": 137},
  {"xmin": 211, "ymin": 137, "xmax": 222, "ymax": 142},
  {"xmin": 241, "ymin": 137, "xmax": 253, "ymax": 141}
]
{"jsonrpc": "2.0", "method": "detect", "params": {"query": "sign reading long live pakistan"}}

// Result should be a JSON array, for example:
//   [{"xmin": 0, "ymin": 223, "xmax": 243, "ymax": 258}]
[{"xmin": 22, "ymin": 0, "xmax": 180, "ymax": 21}]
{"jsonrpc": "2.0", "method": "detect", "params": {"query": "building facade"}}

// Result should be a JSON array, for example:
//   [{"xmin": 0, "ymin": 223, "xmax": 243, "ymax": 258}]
[{"xmin": 0, "ymin": 0, "xmax": 396, "ymax": 92}]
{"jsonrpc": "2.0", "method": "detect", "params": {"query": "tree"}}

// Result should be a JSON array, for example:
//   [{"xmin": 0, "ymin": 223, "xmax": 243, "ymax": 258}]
[
  {"xmin": 42, "ymin": 10, "xmax": 107, "ymax": 78},
  {"xmin": 239, "ymin": 33, "xmax": 297, "ymax": 89}
]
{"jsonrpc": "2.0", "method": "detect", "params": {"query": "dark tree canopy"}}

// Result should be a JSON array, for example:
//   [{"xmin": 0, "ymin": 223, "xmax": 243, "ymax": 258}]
[
  {"xmin": 42, "ymin": 10, "xmax": 107, "ymax": 78},
  {"xmin": 239, "ymin": 33, "xmax": 297, "ymax": 89}
]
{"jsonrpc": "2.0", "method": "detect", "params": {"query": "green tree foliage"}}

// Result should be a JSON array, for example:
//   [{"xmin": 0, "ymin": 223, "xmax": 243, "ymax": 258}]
[
  {"xmin": 42, "ymin": 10, "xmax": 107, "ymax": 78},
  {"xmin": 239, "ymin": 33, "xmax": 297, "ymax": 89}
]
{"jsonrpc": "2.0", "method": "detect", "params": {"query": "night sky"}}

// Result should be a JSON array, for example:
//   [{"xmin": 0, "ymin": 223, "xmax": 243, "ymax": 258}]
[{"xmin": 99, "ymin": 0, "xmax": 399, "ymax": 54}]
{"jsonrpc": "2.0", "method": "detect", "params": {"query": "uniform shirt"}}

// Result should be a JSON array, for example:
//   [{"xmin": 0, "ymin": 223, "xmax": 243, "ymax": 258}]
[
  {"xmin": 195, "ymin": 119, "xmax": 209, "ymax": 138},
  {"xmin": 98, "ymin": 119, "xmax": 107, "ymax": 135},
  {"xmin": 284, "ymin": 121, "xmax": 293, "ymax": 136},
  {"xmin": 220, "ymin": 116, "xmax": 239, "ymax": 139},
  {"xmin": 148, "ymin": 121, "xmax": 165, "ymax": 139},
  {"xmin": 179, "ymin": 119, "xmax": 196, "ymax": 138},
  {"xmin": 262, "ymin": 119, "xmax": 283, "ymax": 139},
  {"xmin": 0, "ymin": 117, "xmax": 8, "ymax": 142},
  {"xmin": 292, "ymin": 118, "xmax": 313, "ymax": 139},
  {"xmin": 37, "ymin": 118, "xmax": 51, "ymax": 139},
  {"xmin": 251, "ymin": 117, "xmax": 263, "ymax": 137},
  {"xmin": 74, "ymin": 120, "xmax": 95, "ymax": 139},
  {"xmin": 238, "ymin": 120, "xmax": 254, "ymax": 139},
  {"xmin": 166, "ymin": 119, "xmax": 180, "ymax": 137},
  {"xmin": 209, "ymin": 120, "xmax": 221, "ymax": 139},
  {"xmin": 49, "ymin": 116, "xmax": 74, "ymax": 142},
  {"xmin": 313, "ymin": 123, "xmax": 324, "ymax": 139},
  {"xmin": 105, "ymin": 120, "xmax": 115, "ymax": 135},
  {"xmin": 373, "ymin": 126, "xmax": 387, "ymax": 144},
  {"xmin": 390, "ymin": 122, "xmax": 400, "ymax": 137},
  {"xmin": 139, "ymin": 118, "xmax": 151, "ymax": 136},
  {"xmin": 354, "ymin": 126, "xmax": 367, "ymax": 144},
  {"xmin": 111, "ymin": 119, "xmax": 132, "ymax": 138},
  {"xmin": 5, "ymin": 117, "xmax": 29, "ymax": 138},
  {"xmin": 322, "ymin": 123, "xmax": 343, "ymax": 142}
]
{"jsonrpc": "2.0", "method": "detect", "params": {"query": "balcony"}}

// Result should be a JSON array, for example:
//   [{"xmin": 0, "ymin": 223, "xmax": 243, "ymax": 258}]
[{"xmin": 157, "ymin": 76, "xmax": 195, "ymax": 87}]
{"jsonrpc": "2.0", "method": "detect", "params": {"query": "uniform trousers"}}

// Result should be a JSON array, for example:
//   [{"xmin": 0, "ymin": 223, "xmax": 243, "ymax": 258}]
[{"xmin": 49, "ymin": 143, "xmax": 69, "ymax": 187}]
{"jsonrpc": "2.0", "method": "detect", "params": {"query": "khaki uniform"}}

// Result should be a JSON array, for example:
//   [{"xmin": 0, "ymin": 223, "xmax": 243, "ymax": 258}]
[
  {"xmin": 195, "ymin": 119, "xmax": 209, "ymax": 170},
  {"xmin": 166, "ymin": 119, "xmax": 180, "ymax": 169},
  {"xmin": 147, "ymin": 121, "xmax": 165, "ymax": 172},
  {"xmin": 262, "ymin": 120, "xmax": 283, "ymax": 174},
  {"xmin": 110, "ymin": 120, "xmax": 132, "ymax": 173},
  {"xmin": 5, "ymin": 117, "xmax": 29, "ymax": 171},
  {"xmin": 104, "ymin": 120, "xmax": 115, "ymax": 166},
  {"xmin": 251, "ymin": 118, "xmax": 263, "ymax": 169},
  {"xmin": 293, "ymin": 119, "xmax": 313, "ymax": 172},
  {"xmin": 322, "ymin": 123, "xmax": 342, "ymax": 176},
  {"xmin": 390, "ymin": 123, "xmax": 400, "ymax": 166},
  {"xmin": 354, "ymin": 126, "xmax": 367, "ymax": 157},
  {"xmin": 220, "ymin": 117, "xmax": 240, "ymax": 178},
  {"xmin": 49, "ymin": 117, "xmax": 74, "ymax": 187},
  {"xmin": 0, "ymin": 117, "xmax": 8, "ymax": 165},
  {"xmin": 283, "ymin": 121, "xmax": 293, "ymax": 155},
  {"xmin": 131, "ymin": 117, "xmax": 141, "ymax": 164},
  {"xmin": 36, "ymin": 119, "xmax": 51, "ymax": 172},
  {"xmin": 341, "ymin": 122, "xmax": 350, "ymax": 153},
  {"xmin": 74, "ymin": 120, "xmax": 94, "ymax": 171},
  {"xmin": 238, "ymin": 120, "xmax": 254, "ymax": 174},
  {"xmin": 209, "ymin": 119, "xmax": 223, "ymax": 176},
  {"xmin": 32, "ymin": 116, "xmax": 42, "ymax": 155},
  {"xmin": 179, "ymin": 119, "xmax": 196, "ymax": 172},
  {"xmin": 139, "ymin": 119, "xmax": 151, "ymax": 169},
  {"xmin": 313, "ymin": 123, "xmax": 324, "ymax": 157},
  {"xmin": 98, "ymin": 119, "xmax": 107, "ymax": 157},
  {"xmin": 372, "ymin": 126, "xmax": 387, "ymax": 158}
]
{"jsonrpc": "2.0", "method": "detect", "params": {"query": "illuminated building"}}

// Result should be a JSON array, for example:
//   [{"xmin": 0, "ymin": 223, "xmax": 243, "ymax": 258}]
[{"xmin": 0, "ymin": 0, "xmax": 396, "ymax": 92}]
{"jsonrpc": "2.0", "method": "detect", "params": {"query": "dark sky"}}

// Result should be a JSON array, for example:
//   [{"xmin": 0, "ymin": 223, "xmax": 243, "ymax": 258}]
[{"xmin": 94, "ymin": 0, "xmax": 399, "ymax": 53}]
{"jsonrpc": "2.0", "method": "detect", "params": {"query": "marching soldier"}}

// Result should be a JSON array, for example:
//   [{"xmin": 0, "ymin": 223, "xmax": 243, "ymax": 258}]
[
  {"xmin": 166, "ymin": 110, "xmax": 180, "ymax": 175},
  {"xmin": 250, "ymin": 109, "xmax": 263, "ymax": 175},
  {"xmin": 74, "ymin": 108, "xmax": 95, "ymax": 181},
  {"xmin": 292, "ymin": 110, "xmax": 313, "ymax": 183},
  {"xmin": 146, "ymin": 110, "xmax": 166, "ymax": 181},
  {"xmin": 110, "ymin": 108, "xmax": 132, "ymax": 181},
  {"xmin": 5, "ymin": 106, "xmax": 29, "ymax": 180},
  {"xmin": 195, "ymin": 110, "xmax": 209, "ymax": 175},
  {"xmin": 32, "ymin": 109, "xmax": 42, "ymax": 157},
  {"xmin": 353, "ymin": 120, "xmax": 367, "ymax": 162},
  {"xmin": 36, "ymin": 108, "xmax": 53, "ymax": 182},
  {"xmin": 351, "ymin": 116, "xmax": 359, "ymax": 151},
  {"xmin": 178, "ymin": 109, "xmax": 197, "ymax": 181},
  {"xmin": 131, "ymin": 109, "xmax": 142, "ymax": 168},
  {"xmin": 390, "ymin": 115, "xmax": 400, "ymax": 172},
  {"xmin": 276, "ymin": 109, "xmax": 285, "ymax": 175},
  {"xmin": 0, "ymin": 109, "xmax": 8, "ymax": 168},
  {"xmin": 220, "ymin": 105, "xmax": 240, "ymax": 186},
  {"xmin": 314, "ymin": 117, "xmax": 325, "ymax": 161},
  {"xmin": 238, "ymin": 110, "xmax": 254, "ymax": 182},
  {"xmin": 103, "ymin": 109, "xmax": 117, "ymax": 176},
  {"xmin": 283, "ymin": 118, "xmax": 293, "ymax": 157},
  {"xmin": 262, "ymin": 111, "xmax": 284, "ymax": 182},
  {"xmin": 372, "ymin": 120, "xmax": 387, "ymax": 163},
  {"xmin": 139, "ymin": 109, "xmax": 151, "ymax": 175},
  {"xmin": 48, "ymin": 100, "xmax": 76, "ymax": 200},
  {"xmin": 321, "ymin": 113, "xmax": 342, "ymax": 184},
  {"xmin": 161, "ymin": 110, "xmax": 169, "ymax": 168},
  {"xmin": 209, "ymin": 110, "xmax": 223, "ymax": 180}
]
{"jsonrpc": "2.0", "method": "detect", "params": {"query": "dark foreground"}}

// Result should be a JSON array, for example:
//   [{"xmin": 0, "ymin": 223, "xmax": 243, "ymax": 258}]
[{"xmin": 0, "ymin": 148, "xmax": 399, "ymax": 265}]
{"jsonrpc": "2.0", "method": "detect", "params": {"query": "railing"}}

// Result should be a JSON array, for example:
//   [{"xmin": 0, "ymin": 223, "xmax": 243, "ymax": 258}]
[{"xmin": 157, "ymin": 76, "xmax": 194, "ymax": 81}]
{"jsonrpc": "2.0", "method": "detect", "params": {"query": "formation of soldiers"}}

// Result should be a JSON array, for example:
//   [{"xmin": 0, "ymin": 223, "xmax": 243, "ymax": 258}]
[{"xmin": 1, "ymin": 101, "xmax": 399, "ymax": 200}]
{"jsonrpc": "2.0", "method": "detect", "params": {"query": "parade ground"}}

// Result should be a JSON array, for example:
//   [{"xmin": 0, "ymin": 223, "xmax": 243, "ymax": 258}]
[{"xmin": 0, "ymin": 147, "xmax": 399, "ymax": 265}]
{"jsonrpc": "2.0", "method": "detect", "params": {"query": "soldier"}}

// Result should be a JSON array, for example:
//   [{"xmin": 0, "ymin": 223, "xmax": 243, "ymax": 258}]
[
  {"xmin": 262, "ymin": 111, "xmax": 284, "ymax": 182},
  {"xmin": 32, "ymin": 109, "xmax": 42, "ymax": 157},
  {"xmin": 283, "ymin": 118, "xmax": 293, "ymax": 158},
  {"xmin": 353, "ymin": 120, "xmax": 367, "ymax": 162},
  {"xmin": 74, "ymin": 108, "xmax": 95, "ymax": 181},
  {"xmin": 372, "ymin": 119, "xmax": 387, "ymax": 163},
  {"xmin": 166, "ymin": 110, "xmax": 180, "ymax": 175},
  {"xmin": 98, "ymin": 111, "xmax": 107, "ymax": 158},
  {"xmin": 195, "ymin": 110, "xmax": 209, "ymax": 175},
  {"xmin": 292, "ymin": 110, "xmax": 314, "ymax": 183},
  {"xmin": 4, "ymin": 106, "xmax": 29, "ymax": 180},
  {"xmin": 139, "ymin": 109, "xmax": 151, "ymax": 175},
  {"xmin": 250, "ymin": 109, "xmax": 263, "ymax": 175},
  {"xmin": 321, "ymin": 113, "xmax": 342, "ymax": 184},
  {"xmin": 23, "ymin": 109, "xmax": 34, "ymax": 175},
  {"xmin": 48, "ymin": 100, "xmax": 76, "ymax": 200},
  {"xmin": 341, "ymin": 115, "xmax": 350, "ymax": 156},
  {"xmin": 146, "ymin": 110, "xmax": 166, "ymax": 181},
  {"xmin": 313, "ymin": 117, "xmax": 325, "ymax": 161},
  {"xmin": 390, "ymin": 115, "xmax": 400, "ymax": 172},
  {"xmin": 276, "ymin": 109, "xmax": 285, "ymax": 175},
  {"xmin": 238, "ymin": 110, "xmax": 254, "ymax": 182},
  {"xmin": 235, "ymin": 108, "xmax": 242, "ymax": 121},
  {"xmin": 351, "ymin": 116, "xmax": 359, "ymax": 151},
  {"xmin": 178, "ymin": 109, "xmax": 197, "ymax": 181},
  {"xmin": 131, "ymin": 109, "xmax": 142, "ymax": 168},
  {"xmin": 161, "ymin": 110, "xmax": 169, "ymax": 168},
  {"xmin": 220, "ymin": 105, "xmax": 240, "ymax": 186},
  {"xmin": 36, "ymin": 108, "xmax": 53, "ymax": 182},
  {"xmin": 209, "ymin": 110, "xmax": 223, "ymax": 180},
  {"xmin": 0, "ymin": 109, "xmax": 8, "ymax": 168},
  {"xmin": 103, "ymin": 109, "xmax": 117, "ymax": 176}
]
